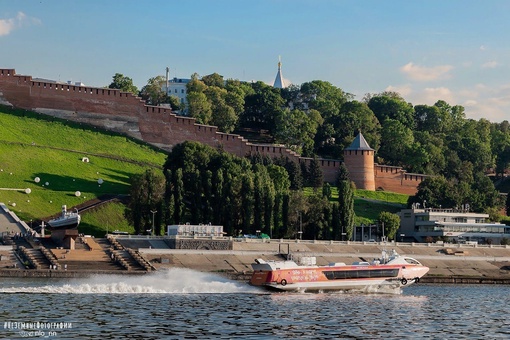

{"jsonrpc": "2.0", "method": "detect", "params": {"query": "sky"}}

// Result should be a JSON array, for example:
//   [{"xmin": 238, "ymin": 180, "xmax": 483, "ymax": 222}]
[{"xmin": 1, "ymin": 0, "xmax": 510, "ymax": 122}]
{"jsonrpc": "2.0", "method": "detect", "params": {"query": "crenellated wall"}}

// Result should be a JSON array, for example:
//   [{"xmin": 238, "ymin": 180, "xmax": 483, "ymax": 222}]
[
  {"xmin": 374, "ymin": 165, "xmax": 428, "ymax": 195},
  {"xmin": 0, "ymin": 68, "xmax": 425, "ymax": 194}
]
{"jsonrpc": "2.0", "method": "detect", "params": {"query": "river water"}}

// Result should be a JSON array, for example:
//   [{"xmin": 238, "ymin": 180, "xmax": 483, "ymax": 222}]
[{"xmin": 0, "ymin": 268, "xmax": 509, "ymax": 339}]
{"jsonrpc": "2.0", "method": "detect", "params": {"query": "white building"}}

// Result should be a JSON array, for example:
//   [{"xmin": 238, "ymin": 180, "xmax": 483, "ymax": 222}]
[
  {"xmin": 163, "ymin": 77, "xmax": 190, "ymax": 108},
  {"xmin": 167, "ymin": 224, "xmax": 224, "ymax": 237},
  {"xmin": 398, "ymin": 207, "xmax": 510, "ymax": 244}
]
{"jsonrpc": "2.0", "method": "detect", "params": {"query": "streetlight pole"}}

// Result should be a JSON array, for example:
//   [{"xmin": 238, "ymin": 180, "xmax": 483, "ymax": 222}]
[
  {"xmin": 299, "ymin": 211, "xmax": 302, "ymax": 240},
  {"xmin": 150, "ymin": 209, "xmax": 157, "ymax": 236}
]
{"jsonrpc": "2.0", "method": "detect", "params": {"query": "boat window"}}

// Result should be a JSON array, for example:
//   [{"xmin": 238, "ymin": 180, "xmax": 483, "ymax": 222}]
[
  {"xmin": 404, "ymin": 258, "xmax": 421, "ymax": 265},
  {"xmin": 324, "ymin": 269, "xmax": 399, "ymax": 280}
]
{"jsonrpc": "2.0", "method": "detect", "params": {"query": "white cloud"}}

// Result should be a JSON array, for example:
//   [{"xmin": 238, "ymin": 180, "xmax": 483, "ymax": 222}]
[
  {"xmin": 457, "ymin": 84, "xmax": 510, "ymax": 121},
  {"xmin": 400, "ymin": 62, "xmax": 453, "ymax": 81},
  {"xmin": 0, "ymin": 12, "xmax": 39, "ymax": 37},
  {"xmin": 480, "ymin": 45, "xmax": 486, "ymax": 51},
  {"xmin": 383, "ymin": 82, "xmax": 510, "ymax": 122},
  {"xmin": 481, "ymin": 61, "xmax": 499, "ymax": 69},
  {"xmin": 385, "ymin": 84, "xmax": 413, "ymax": 97},
  {"xmin": 423, "ymin": 87, "xmax": 454, "ymax": 104}
]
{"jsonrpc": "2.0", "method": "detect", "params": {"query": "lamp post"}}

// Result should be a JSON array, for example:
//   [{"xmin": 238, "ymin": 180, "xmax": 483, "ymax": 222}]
[
  {"xmin": 150, "ymin": 209, "xmax": 157, "ymax": 236},
  {"xmin": 299, "ymin": 211, "xmax": 303, "ymax": 240}
]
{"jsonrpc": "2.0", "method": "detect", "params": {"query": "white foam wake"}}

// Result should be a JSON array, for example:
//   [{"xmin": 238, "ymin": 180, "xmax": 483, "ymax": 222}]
[{"xmin": 0, "ymin": 268, "xmax": 263, "ymax": 294}]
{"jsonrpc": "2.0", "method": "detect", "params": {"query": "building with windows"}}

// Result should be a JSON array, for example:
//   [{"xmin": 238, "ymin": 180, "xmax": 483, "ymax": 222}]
[
  {"xmin": 398, "ymin": 207, "xmax": 510, "ymax": 244},
  {"xmin": 164, "ymin": 77, "xmax": 190, "ymax": 109}
]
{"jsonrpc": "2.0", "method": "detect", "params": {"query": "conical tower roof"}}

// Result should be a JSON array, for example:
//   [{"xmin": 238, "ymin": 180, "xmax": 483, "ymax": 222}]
[
  {"xmin": 345, "ymin": 132, "xmax": 374, "ymax": 151},
  {"xmin": 273, "ymin": 58, "xmax": 286, "ymax": 89}
]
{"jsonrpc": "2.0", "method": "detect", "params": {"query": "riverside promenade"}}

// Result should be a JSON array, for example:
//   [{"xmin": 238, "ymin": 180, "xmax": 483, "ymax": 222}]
[{"xmin": 1, "ymin": 236, "xmax": 510, "ymax": 283}]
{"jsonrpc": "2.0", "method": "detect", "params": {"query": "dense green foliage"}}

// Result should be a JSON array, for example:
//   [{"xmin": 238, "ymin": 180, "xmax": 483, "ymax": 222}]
[
  {"xmin": 179, "ymin": 74, "xmax": 507, "ymax": 212},
  {"xmin": 163, "ymin": 142, "xmax": 290, "ymax": 237},
  {"xmin": 378, "ymin": 211, "xmax": 400, "ymax": 240},
  {"xmin": 336, "ymin": 164, "xmax": 355, "ymax": 240},
  {"xmin": 126, "ymin": 169, "xmax": 166, "ymax": 235},
  {"xmin": 107, "ymin": 73, "xmax": 139, "ymax": 95}
]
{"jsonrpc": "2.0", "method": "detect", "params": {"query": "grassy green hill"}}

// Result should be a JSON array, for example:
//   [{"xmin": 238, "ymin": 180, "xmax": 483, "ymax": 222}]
[
  {"xmin": 304, "ymin": 187, "xmax": 408, "ymax": 225},
  {"xmin": 0, "ymin": 106, "xmax": 166, "ymax": 233},
  {"xmin": 1, "ymin": 105, "xmax": 408, "ymax": 236}
]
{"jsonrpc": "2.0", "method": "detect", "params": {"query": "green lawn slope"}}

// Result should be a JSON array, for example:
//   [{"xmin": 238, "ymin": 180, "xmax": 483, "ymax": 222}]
[{"xmin": 0, "ymin": 106, "xmax": 166, "ymax": 232}]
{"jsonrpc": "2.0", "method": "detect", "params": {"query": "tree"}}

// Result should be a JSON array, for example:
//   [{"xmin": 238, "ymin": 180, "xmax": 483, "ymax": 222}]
[
  {"xmin": 240, "ymin": 81, "xmax": 285, "ymax": 134},
  {"xmin": 274, "ymin": 157, "xmax": 302, "ymax": 190},
  {"xmin": 206, "ymin": 86, "xmax": 238, "ymax": 133},
  {"xmin": 274, "ymin": 108, "xmax": 322, "ymax": 156},
  {"xmin": 337, "ymin": 164, "xmax": 355, "ymax": 240},
  {"xmin": 308, "ymin": 156, "xmax": 323, "ymax": 188},
  {"xmin": 378, "ymin": 211, "xmax": 400, "ymax": 240},
  {"xmin": 378, "ymin": 119, "xmax": 414, "ymax": 165},
  {"xmin": 202, "ymin": 73, "xmax": 224, "ymax": 88},
  {"xmin": 506, "ymin": 193, "xmax": 510, "ymax": 217},
  {"xmin": 305, "ymin": 194, "xmax": 331, "ymax": 240},
  {"xmin": 299, "ymin": 80, "xmax": 349, "ymax": 120},
  {"xmin": 187, "ymin": 91, "xmax": 213, "ymax": 124},
  {"xmin": 414, "ymin": 104, "xmax": 451, "ymax": 133},
  {"xmin": 268, "ymin": 164, "xmax": 291, "ymax": 237},
  {"xmin": 315, "ymin": 100, "xmax": 381, "ymax": 159},
  {"xmin": 139, "ymin": 75, "xmax": 168, "ymax": 106},
  {"xmin": 366, "ymin": 92, "xmax": 415, "ymax": 129},
  {"xmin": 126, "ymin": 169, "xmax": 165, "ymax": 234},
  {"xmin": 331, "ymin": 203, "xmax": 341, "ymax": 240},
  {"xmin": 108, "ymin": 73, "xmax": 138, "ymax": 95},
  {"xmin": 322, "ymin": 182, "xmax": 332, "ymax": 200},
  {"xmin": 409, "ymin": 176, "xmax": 455, "ymax": 209}
]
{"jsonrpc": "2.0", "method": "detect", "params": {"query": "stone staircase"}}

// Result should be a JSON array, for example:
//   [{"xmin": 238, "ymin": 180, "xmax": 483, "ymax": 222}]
[
  {"xmin": 110, "ymin": 249, "xmax": 148, "ymax": 271},
  {"xmin": 18, "ymin": 246, "xmax": 56, "ymax": 269},
  {"xmin": 105, "ymin": 235, "xmax": 153, "ymax": 271},
  {"xmin": 0, "ymin": 249, "xmax": 23, "ymax": 269},
  {"xmin": 51, "ymin": 246, "xmax": 125, "ymax": 272}
]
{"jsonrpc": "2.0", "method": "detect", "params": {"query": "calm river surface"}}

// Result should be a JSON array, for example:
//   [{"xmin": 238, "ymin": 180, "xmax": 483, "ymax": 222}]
[{"xmin": 0, "ymin": 268, "xmax": 509, "ymax": 339}]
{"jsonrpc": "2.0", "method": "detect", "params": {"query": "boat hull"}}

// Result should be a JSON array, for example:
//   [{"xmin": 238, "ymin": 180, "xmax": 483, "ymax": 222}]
[
  {"xmin": 47, "ymin": 215, "xmax": 80, "ymax": 230},
  {"xmin": 255, "ymin": 277, "xmax": 412, "ymax": 292}
]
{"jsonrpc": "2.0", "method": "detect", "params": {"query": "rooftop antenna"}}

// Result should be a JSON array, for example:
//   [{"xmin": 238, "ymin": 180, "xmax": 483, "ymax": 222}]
[{"xmin": 165, "ymin": 67, "xmax": 169, "ymax": 96}]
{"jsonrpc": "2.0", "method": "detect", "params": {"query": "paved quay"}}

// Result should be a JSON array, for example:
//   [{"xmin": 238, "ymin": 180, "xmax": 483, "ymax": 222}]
[{"xmin": 137, "ymin": 238, "xmax": 510, "ymax": 282}]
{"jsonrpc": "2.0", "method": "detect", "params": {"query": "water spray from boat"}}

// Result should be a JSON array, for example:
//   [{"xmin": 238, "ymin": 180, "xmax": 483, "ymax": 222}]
[{"xmin": 0, "ymin": 268, "xmax": 263, "ymax": 294}]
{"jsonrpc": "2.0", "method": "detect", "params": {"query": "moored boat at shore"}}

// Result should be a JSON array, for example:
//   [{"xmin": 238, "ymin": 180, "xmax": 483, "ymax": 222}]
[
  {"xmin": 250, "ymin": 250, "xmax": 429, "ymax": 292},
  {"xmin": 47, "ymin": 205, "xmax": 81, "ymax": 229}
]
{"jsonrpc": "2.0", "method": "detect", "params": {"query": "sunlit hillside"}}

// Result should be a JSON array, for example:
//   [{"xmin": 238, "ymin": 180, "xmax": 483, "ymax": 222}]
[{"xmin": 0, "ymin": 106, "xmax": 167, "ymax": 226}]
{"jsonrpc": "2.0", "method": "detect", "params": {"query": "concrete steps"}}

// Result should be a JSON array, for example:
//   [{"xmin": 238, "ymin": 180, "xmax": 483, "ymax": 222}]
[
  {"xmin": 50, "ymin": 248, "xmax": 125, "ymax": 271},
  {"xmin": 18, "ymin": 247, "xmax": 56, "ymax": 269},
  {"xmin": 111, "ymin": 249, "xmax": 147, "ymax": 271}
]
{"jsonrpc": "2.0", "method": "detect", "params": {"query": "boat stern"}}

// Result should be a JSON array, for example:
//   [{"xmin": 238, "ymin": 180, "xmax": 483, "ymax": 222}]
[{"xmin": 250, "ymin": 270, "xmax": 272, "ymax": 287}]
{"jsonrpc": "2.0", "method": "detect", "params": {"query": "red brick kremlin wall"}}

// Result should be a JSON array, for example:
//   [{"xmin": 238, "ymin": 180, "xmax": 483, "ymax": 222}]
[{"xmin": 0, "ymin": 69, "xmax": 424, "ymax": 194}]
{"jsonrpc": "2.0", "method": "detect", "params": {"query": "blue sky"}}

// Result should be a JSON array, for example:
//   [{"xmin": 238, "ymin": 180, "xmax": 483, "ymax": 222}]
[{"xmin": 2, "ymin": 0, "xmax": 510, "ymax": 121}]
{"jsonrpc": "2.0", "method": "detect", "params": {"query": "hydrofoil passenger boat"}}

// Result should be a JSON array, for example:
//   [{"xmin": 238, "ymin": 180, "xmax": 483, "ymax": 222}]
[{"xmin": 250, "ymin": 250, "xmax": 429, "ymax": 292}]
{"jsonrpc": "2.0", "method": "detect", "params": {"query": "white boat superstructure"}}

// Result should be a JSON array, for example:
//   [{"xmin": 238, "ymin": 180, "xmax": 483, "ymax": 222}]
[{"xmin": 47, "ymin": 205, "xmax": 81, "ymax": 229}]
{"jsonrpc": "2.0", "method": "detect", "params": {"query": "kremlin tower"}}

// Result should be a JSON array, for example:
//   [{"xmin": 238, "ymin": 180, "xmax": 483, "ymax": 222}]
[{"xmin": 343, "ymin": 132, "xmax": 375, "ymax": 190}]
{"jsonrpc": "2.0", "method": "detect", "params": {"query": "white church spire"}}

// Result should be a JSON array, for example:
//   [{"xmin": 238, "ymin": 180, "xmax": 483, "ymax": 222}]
[{"xmin": 273, "ymin": 56, "xmax": 286, "ymax": 89}]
